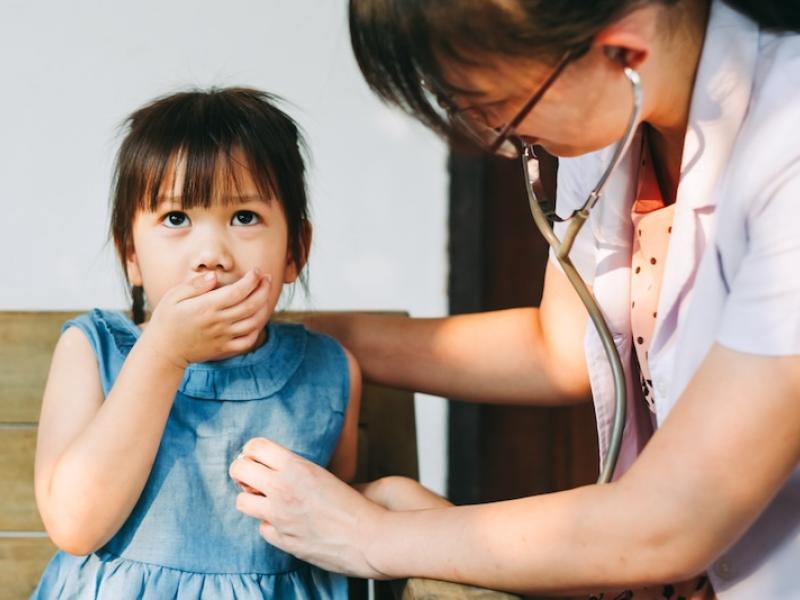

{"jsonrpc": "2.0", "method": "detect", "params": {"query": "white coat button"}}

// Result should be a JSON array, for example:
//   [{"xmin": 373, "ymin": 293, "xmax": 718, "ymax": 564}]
[{"xmin": 713, "ymin": 558, "xmax": 735, "ymax": 580}]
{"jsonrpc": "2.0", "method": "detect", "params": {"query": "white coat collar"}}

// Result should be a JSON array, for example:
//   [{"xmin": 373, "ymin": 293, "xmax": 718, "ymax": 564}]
[
  {"xmin": 584, "ymin": 0, "xmax": 761, "ymax": 469},
  {"xmin": 650, "ymin": 0, "xmax": 759, "ymax": 353}
]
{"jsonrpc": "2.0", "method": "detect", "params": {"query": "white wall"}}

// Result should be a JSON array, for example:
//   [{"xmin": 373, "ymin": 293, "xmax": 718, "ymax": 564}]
[{"xmin": 0, "ymin": 1, "xmax": 449, "ymax": 493}]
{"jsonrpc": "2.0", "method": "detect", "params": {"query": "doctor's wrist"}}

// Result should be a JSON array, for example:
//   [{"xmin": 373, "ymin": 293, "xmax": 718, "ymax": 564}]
[{"xmin": 360, "ymin": 503, "xmax": 398, "ymax": 580}]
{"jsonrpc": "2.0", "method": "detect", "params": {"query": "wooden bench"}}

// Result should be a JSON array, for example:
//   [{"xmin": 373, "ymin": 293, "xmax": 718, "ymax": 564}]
[{"xmin": 0, "ymin": 311, "xmax": 518, "ymax": 600}]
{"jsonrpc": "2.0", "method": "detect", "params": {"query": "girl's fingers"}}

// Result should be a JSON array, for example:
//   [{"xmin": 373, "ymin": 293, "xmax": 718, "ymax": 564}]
[
  {"xmin": 228, "ymin": 310, "xmax": 268, "ymax": 338},
  {"xmin": 220, "ymin": 329, "xmax": 263, "ymax": 358},
  {"xmin": 221, "ymin": 276, "xmax": 271, "ymax": 322},
  {"xmin": 207, "ymin": 270, "xmax": 267, "ymax": 310},
  {"xmin": 171, "ymin": 272, "xmax": 218, "ymax": 302},
  {"xmin": 152, "ymin": 269, "xmax": 271, "ymax": 364}
]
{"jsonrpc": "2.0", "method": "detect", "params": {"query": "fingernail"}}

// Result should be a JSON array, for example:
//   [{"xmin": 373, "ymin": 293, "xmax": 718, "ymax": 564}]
[
  {"xmin": 253, "ymin": 267, "xmax": 262, "ymax": 277},
  {"xmin": 204, "ymin": 272, "xmax": 215, "ymax": 281},
  {"xmin": 265, "ymin": 274, "xmax": 273, "ymax": 285}
]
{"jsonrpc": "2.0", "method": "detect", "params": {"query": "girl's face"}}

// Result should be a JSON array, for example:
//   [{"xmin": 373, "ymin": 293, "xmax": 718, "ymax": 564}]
[{"xmin": 125, "ymin": 154, "xmax": 303, "ymax": 318}]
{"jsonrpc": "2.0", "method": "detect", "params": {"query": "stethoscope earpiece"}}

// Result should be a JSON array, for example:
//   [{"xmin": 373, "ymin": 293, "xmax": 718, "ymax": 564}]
[{"xmin": 604, "ymin": 46, "xmax": 627, "ymax": 66}]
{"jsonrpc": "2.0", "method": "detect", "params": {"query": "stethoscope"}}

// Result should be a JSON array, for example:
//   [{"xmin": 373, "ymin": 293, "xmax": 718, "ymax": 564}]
[
  {"xmin": 429, "ymin": 57, "xmax": 643, "ymax": 484},
  {"xmin": 518, "ymin": 66, "xmax": 643, "ymax": 483}
]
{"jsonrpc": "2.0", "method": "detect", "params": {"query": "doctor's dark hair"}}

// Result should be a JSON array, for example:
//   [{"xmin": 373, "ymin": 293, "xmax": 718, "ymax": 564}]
[
  {"xmin": 349, "ymin": 0, "xmax": 800, "ymax": 141},
  {"xmin": 109, "ymin": 88, "xmax": 310, "ymax": 323}
]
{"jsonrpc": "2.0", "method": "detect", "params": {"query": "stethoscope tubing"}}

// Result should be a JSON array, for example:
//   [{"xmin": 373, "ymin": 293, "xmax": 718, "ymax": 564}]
[{"xmin": 520, "ymin": 66, "xmax": 643, "ymax": 483}]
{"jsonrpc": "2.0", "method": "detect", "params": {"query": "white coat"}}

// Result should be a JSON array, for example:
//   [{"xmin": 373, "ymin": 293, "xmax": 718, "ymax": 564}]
[{"xmin": 554, "ymin": 1, "xmax": 800, "ymax": 596}]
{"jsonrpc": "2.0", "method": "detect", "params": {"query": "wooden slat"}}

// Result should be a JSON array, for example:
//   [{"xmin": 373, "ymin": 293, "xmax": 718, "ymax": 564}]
[
  {"xmin": 357, "ymin": 383, "xmax": 418, "ymax": 483},
  {"xmin": 402, "ymin": 578, "xmax": 521, "ymax": 599},
  {"xmin": 0, "ymin": 427, "xmax": 42, "ymax": 531},
  {"xmin": 0, "ymin": 311, "xmax": 79, "ymax": 424},
  {"xmin": 0, "ymin": 537, "xmax": 57, "ymax": 600}
]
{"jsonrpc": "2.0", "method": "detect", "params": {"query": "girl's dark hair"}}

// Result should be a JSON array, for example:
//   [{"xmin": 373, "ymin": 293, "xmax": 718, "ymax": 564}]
[
  {"xmin": 349, "ymin": 0, "xmax": 799, "ymax": 140},
  {"xmin": 110, "ymin": 87, "xmax": 310, "ymax": 323}
]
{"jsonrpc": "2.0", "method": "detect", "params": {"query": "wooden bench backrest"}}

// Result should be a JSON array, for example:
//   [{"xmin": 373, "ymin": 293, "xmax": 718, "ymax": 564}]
[{"xmin": 0, "ymin": 310, "xmax": 418, "ymax": 599}]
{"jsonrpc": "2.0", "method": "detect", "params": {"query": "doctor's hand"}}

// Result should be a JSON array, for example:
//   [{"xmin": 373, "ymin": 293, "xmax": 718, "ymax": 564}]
[{"xmin": 229, "ymin": 437, "xmax": 389, "ymax": 579}]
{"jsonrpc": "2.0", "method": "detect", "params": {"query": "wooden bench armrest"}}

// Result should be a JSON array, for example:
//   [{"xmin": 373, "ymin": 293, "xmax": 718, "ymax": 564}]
[{"xmin": 399, "ymin": 578, "xmax": 521, "ymax": 599}]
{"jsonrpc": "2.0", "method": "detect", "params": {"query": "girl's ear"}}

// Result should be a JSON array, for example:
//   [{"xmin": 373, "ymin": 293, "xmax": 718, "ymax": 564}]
[
  {"xmin": 284, "ymin": 220, "xmax": 313, "ymax": 284},
  {"xmin": 125, "ymin": 245, "xmax": 144, "ymax": 287}
]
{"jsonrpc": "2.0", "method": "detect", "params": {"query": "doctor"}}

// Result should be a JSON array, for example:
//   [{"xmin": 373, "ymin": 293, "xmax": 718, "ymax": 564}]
[{"xmin": 230, "ymin": 1, "xmax": 800, "ymax": 598}]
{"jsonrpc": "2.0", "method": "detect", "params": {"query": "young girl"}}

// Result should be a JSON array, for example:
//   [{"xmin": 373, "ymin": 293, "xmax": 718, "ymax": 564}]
[{"xmin": 32, "ymin": 87, "xmax": 361, "ymax": 599}]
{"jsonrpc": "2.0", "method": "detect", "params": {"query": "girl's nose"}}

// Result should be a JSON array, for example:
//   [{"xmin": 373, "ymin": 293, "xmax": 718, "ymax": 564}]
[
  {"xmin": 193, "ymin": 238, "xmax": 234, "ymax": 273},
  {"xmin": 194, "ymin": 252, "xmax": 233, "ymax": 272}
]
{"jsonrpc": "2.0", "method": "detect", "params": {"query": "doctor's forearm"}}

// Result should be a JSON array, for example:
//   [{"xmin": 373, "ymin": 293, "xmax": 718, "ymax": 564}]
[
  {"xmin": 365, "ymin": 483, "xmax": 703, "ymax": 595},
  {"xmin": 304, "ymin": 309, "xmax": 589, "ymax": 405}
]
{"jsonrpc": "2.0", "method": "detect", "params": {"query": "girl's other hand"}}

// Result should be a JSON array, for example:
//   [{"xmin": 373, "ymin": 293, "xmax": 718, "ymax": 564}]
[
  {"xmin": 355, "ymin": 476, "xmax": 452, "ymax": 511},
  {"xmin": 229, "ymin": 437, "xmax": 388, "ymax": 579},
  {"xmin": 142, "ymin": 269, "xmax": 272, "ymax": 368}
]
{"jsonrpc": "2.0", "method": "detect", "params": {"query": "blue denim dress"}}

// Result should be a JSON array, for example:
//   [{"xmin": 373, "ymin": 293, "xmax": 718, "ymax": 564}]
[{"xmin": 32, "ymin": 309, "xmax": 349, "ymax": 599}]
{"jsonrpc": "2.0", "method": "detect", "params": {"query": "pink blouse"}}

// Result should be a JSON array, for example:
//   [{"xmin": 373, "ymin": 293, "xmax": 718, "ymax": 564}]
[
  {"xmin": 605, "ymin": 138, "xmax": 715, "ymax": 600},
  {"xmin": 630, "ymin": 142, "xmax": 676, "ymax": 417}
]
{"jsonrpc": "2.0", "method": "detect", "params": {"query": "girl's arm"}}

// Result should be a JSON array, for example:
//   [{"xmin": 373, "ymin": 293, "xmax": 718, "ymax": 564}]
[
  {"xmin": 327, "ymin": 348, "xmax": 361, "ymax": 482},
  {"xmin": 231, "ymin": 343, "xmax": 800, "ymax": 594},
  {"xmin": 35, "ymin": 271, "xmax": 270, "ymax": 555},
  {"xmin": 302, "ymin": 264, "xmax": 591, "ymax": 405},
  {"xmin": 35, "ymin": 326, "xmax": 186, "ymax": 555},
  {"xmin": 357, "ymin": 477, "xmax": 452, "ymax": 511}
]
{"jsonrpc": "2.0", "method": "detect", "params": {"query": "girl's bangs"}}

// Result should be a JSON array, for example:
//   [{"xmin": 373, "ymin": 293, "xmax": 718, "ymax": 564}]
[{"xmin": 131, "ymin": 143, "xmax": 280, "ymax": 215}]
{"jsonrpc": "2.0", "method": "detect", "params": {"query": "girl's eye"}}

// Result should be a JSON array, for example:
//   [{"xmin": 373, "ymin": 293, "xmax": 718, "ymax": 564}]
[
  {"xmin": 162, "ymin": 211, "xmax": 190, "ymax": 228},
  {"xmin": 232, "ymin": 210, "xmax": 260, "ymax": 226}
]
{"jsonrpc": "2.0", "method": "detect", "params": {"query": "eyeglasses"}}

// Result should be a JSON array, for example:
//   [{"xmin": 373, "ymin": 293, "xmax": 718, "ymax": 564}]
[{"xmin": 429, "ymin": 46, "xmax": 585, "ymax": 159}]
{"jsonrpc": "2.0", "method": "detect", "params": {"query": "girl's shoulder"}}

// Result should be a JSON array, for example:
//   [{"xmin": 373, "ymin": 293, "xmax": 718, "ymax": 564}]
[
  {"xmin": 291, "ymin": 323, "xmax": 349, "ymax": 376},
  {"xmin": 60, "ymin": 309, "xmax": 139, "ymax": 396},
  {"xmin": 62, "ymin": 308, "xmax": 139, "ymax": 359}
]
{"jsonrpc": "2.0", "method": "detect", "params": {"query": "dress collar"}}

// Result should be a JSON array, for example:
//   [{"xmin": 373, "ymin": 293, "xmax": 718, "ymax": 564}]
[{"xmin": 95, "ymin": 309, "xmax": 306, "ymax": 401}]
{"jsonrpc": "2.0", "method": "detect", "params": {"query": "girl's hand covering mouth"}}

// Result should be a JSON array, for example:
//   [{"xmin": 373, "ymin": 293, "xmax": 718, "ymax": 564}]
[{"xmin": 142, "ymin": 269, "xmax": 272, "ymax": 368}]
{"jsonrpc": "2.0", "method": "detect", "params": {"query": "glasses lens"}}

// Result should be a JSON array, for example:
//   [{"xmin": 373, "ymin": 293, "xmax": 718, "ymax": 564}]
[
  {"xmin": 421, "ymin": 77, "xmax": 520, "ymax": 159},
  {"xmin": 449, "ymin": 112, "xmax": 520, "ymax": 159}
]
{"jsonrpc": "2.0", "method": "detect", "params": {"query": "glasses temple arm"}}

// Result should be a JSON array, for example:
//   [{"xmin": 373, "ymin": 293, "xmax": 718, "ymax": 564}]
[{"xmin": 489, "ymin": 49, "xmax": 576, "ymax": 154}]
